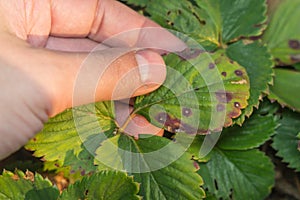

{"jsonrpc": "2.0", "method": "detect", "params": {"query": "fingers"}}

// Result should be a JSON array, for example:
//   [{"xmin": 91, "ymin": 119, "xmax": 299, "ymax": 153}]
[{"xmin": 50, "ymin": 0, "xmax": 186, "ymax": 52}]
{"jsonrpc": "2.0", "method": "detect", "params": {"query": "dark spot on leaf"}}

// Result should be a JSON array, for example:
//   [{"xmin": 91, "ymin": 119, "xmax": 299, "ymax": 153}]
[
  {"xmin": 181, "ymin": 123, "xmax": 198, "ymax": 134},
  {"xmin": 177, "ymin": 48, "xmax": 205, "ymax": 60},
  {"xmin": 155, "ymin": 112, "xmax": 168, "ymax": 124},
  {"xmin": 33, "ymin": 138, "xmax": 37, "ymax": 142},
  {"xmin": 229, "ymin": 60, "xmax": 234, "ymax": 64},
  {"xmin": 167, "ymin": 11, "xmax": 171, "ymax": 15},
  {"xmin": 85, "ymin": 190, "xmax": 89, "ymax": 196},
  {"xmin": 182, "ymin": 107, "xmax": 192, "ymax": 117},
  {"xmin": 228, "ymin": 111, "xmax": 239, "ymax": 118},
  {"xmin": 215, "ymin": 91, "xmax": 233, "ymax": 103},
  {"xmin": 221, "ymin": 72, "xmax": 227, "ymax": 77},
  {"xmin": 291, "ymin": 55, "xmax": 300, "ymax": 62},
  {"xmin": 214, "ymin": 179, "xmax": 219, "ymax": 190},
  {"xmin": 178, "ymin": 9, "xmax": 182, "ymax": 15},
  {"xmin": 234, "ymin": 70, "xmax": 243, "ymax": 76},
  {"xmin": 70, "ymin": 170, "xmax": 75, "ymax": 174},
  {"xmin": 194, "ymin": 87, "xmax": 200, "ymax": 91},
  {"xmin": 193, "ymin": 161, "xmax": 200, "ymax": 170},
  {"xmin": 216, "ymin": 104, "xmax": 225, "ymax": 112},
  {"xmin": 55, "ymin": 163, "xmax": 60, "ymax": 167},
  {"xmin": 81, "ymin": 170, "xmax": 86, "ymax": 176},
  {"xmin": 288, "ymin": 40, "xmax": 300, "ymax": 49},
  {"xmin": 192, "ymin": 12, "xmax": 206, "ymax": 25},
  {"xmin": 166, "ymin": 20, "xmax": 174, "ymax": 26},
  {"xmin": 234, "ymin": 102, "xmax": 241, "ymax": 108},
  {"xmin": 208, "ymin": 62, "xmax": 215, "ymax": 69},
  {"xmin": 197, "ymin": 129, "xmax": 210, "ymax": 135}
]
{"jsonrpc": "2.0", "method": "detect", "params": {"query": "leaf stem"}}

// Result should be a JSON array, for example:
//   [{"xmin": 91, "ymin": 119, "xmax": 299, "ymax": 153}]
[{"xmin": 118, "ymin": 111, "xmax": 137, "ymax": 133}]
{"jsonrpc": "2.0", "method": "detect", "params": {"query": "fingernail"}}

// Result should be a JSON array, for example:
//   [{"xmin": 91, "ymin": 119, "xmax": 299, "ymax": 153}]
[{"xmin": 135, "ymin": 53, "xmax": 149, "ymax": 83}]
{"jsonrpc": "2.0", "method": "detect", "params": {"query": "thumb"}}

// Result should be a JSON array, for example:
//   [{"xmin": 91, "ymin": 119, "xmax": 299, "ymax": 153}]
[
  {"xmin": 15, "ymin": 46, "xmax": 166, "ymax": 116},
  {"xmin": 71, "ymin": 48, "xmax": 166, "ymax": 114}
]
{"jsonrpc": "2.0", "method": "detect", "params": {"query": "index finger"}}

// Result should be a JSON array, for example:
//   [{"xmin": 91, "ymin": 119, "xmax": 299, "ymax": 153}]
[{"xmin": 50, "ymin": 0, "xmax": 186, "ymax": 52}]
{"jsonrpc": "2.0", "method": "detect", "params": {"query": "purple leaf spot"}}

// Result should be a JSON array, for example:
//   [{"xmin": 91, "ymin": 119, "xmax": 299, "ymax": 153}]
[
  {"xmin": 208, "ymin": 63, "xmax": 215, "ymax": 69},
  {"xmin": 221, "ymin": 72, "xmax": 227, "ymax": 77},
  {"xmin": 215, "ymin": 91, "xmax": 233, "ymax": 103},
  {"xmin": 234, "ymin": 70, "xmax": 243, "ymax": 76},
  {"xmin": 182, "ymin": 107, "xmax": 192, "ymax": 117},
  {"xmin": 177, "ymin": 48, "xmax": 205, "ymax": 60},
  {"xmin": 234, "ymin": 102, "xmax": 241, "ymax": 108},
  {"xmin": 289, "ymin": 40, "xmax": 300, "ymax": 49},
  {"xmin": 155, "ymin": 112, "xmax": 168, "ymax": 124}
]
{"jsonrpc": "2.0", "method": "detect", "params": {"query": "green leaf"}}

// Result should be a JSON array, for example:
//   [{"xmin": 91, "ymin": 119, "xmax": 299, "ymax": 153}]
[
  {"xmin": 226, "ymin": 41, "xmax": 274, "ymax": 124},
  {"xmin": 188, "ymin": 101, "xmax": 276, "ymax": 199},
  {"xmin": 272, "ymin": 109, "xmax": 300, "ymax": 171},
  {"xmin": 145, "ymin": 0, "xmax": 266, "ymax": 49},
  {"xmin": 268, "ymin": 68, "xmax": 300, "ymax": 112},
  {"xmin": 59, "ymin": 170, "xmax": 140, "ymax": 200},
  {"xmin": 218, "ymin": 110, "xmax": 277, "ymax": 150},
  {"xmin": 145, "ymin": 0, "xmax": 219, "ymax": 50},
  {"xmin": 198, "ymin": 149, "xmax": 274, "ymax": 200},
  {"xmin": 262, "ymin": 0, "xmax": 300, "ymax": 65},
  {"xmin": 195, "ymin": 0, "xmax": 267, "ymax": 43},
  {"xmin": 134, "ymin": 51, "xmax": 249, "ymax": 134},
  {"xmin": 25, "ymin": 102, "xmax": 115, "ymax": 171},
  {"xmin": 95, "ymin": 135, "xmax": 205, "ymax": 200},
  {"xmin": 0, "ymin": 170, "xmax": 59, "ymax": 200}
]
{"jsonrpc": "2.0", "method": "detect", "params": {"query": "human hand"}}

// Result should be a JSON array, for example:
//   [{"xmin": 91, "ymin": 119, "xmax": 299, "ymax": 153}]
[{"xmin": 0, "ymin": 0, "xmax": 186, "ymax": 160}]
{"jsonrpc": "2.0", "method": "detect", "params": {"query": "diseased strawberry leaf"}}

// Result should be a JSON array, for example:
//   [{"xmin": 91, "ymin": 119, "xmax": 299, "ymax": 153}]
[
  {"xmin": 226, "ymin": 41, "xmax": 274, "ymax": 124},
  {"xmin": 135, "ymin": 51, "xmax": 250, "ymax": 134},
  {"xmin": 263, "ymin": 0, "xmax": 300, "ymax": 65}
]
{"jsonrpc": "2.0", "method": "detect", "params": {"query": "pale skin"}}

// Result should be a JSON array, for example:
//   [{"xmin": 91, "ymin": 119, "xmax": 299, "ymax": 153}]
[{"xmin": 0, "ymin": 0, "xmax": 186, "ymax": 160}]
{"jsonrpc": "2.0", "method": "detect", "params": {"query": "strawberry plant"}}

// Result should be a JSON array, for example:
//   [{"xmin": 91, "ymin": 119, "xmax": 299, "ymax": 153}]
[{"xmin": 1, "ymin": 0, "xmax": 300, "ymax": 199}]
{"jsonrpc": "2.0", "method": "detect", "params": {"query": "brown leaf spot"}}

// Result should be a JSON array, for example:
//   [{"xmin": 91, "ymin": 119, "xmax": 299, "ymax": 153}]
[
  {"xmin": 155, "ymin": 112, "xmax": 168, "ymax": 124},
  {"xmin": 25, "ymin": 171, "xmax": 35, "ymax": 182},
  {"xmin": 182, "ymin": 107, "xmax": 192, "ymax": 117},
  {"xmin": 215, "ymin": 91, "xmax": 233, "ymax": 103},
  {"xmin": 288, "ymin": 40, "xmax": 300, "ymax": 50},
  {"xmin": 234, "ymin": 70, "xmax": 243, "ymax": 76},
  {"xmin": 228, "ymin": 111, "xmax": 240, "ymax": 119},
  {"xmin": 221, "ymin": 72, "xmax": 227, "ymax": 77},
  {"xmin": 193, "ymin": 161, "xmax": 200, "ymax": 170},
  {"xmin": 208, "ymin": 62, "xmax": 215, "ymax": 69},
  {"xmin": 234, "ymin": 102, "xmax": 241, "ymax": 108},
  {"xmin": 291, "ymin": 55, "xmax": 300, "ymax": 62},
  {"xmin": 177, "ymin": 48, "xmax": 205, "ymax": 60}
]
